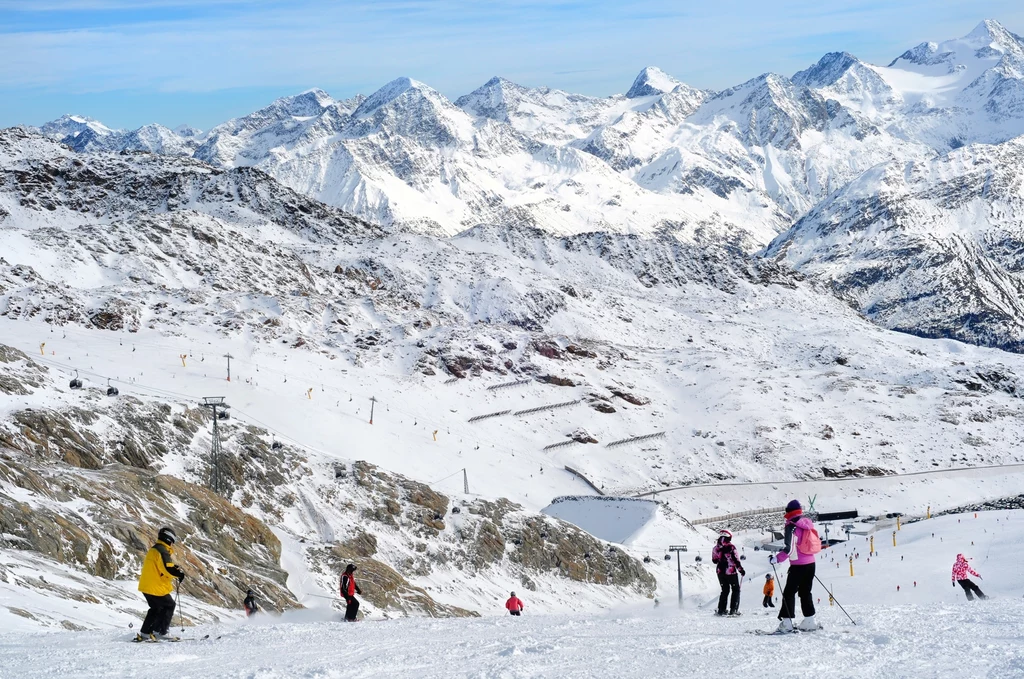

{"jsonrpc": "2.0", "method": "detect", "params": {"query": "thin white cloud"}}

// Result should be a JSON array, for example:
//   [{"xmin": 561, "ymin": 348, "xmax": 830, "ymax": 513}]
[{"xmin": 0, "ymin": 0, "xmax": 260, "ymax": 9}]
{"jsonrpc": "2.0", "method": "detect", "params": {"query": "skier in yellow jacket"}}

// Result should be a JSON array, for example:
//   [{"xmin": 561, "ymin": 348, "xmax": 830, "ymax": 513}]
[{"xmin": 135, "ymin": 527, "xmax": 186, "ymax": 642}]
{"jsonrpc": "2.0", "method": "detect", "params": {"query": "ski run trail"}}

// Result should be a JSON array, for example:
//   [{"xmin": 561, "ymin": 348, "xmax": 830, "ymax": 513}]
[{"xmin": 2, "ymin": 511, "xmax": 1023, "ymax": 678}]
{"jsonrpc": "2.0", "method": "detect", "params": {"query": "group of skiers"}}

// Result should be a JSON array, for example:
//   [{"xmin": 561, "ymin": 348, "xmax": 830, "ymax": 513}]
[
  {"xmin": 133, "ymin": 505, "xmax": 988, "ymax": 639},
  {"xmin": 712, "ymin": 498, "xmax": 820, "ymax": 632},
  {"xmin": 709, "ymin": 499, "xmax": 990, "ymax": 633}
]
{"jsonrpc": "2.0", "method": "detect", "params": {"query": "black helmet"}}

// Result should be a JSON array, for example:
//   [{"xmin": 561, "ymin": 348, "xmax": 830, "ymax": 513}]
[
  {"xmin": 246, "ymin": 589, "xmax": 254, "ymax": 597},
  {"xmin": 345, "ymin": 563, "xmax": 356, "ymax": 573},
  {"xmin": 157, "ymin": 527, "xmax": 176, "ymax": 545}
]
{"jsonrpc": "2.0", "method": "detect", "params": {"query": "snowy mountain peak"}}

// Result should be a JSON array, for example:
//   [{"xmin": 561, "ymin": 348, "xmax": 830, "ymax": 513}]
[
  {"xmin": 625, "ymin": 67, "xmax": 682, "ymax": 98},
  {"xmin": 354, "ymin": 77, "xmax": 436, "ymax": 118},
  {"xmin": 962, "ymin": 19, "xmax": 1022, "ymax": 50},
  {"xmin": 791, "ymin": 52, "xmax": 860, "ymax": 87},
  {"xmin": 889, "ymin": 19, "xmax": 1024, "ymax": 72},
  {"xmin": 37, "ymin": 114, "xmax": 117, "ymax": 140},
  {"xmin": 454, "ymin": 76, "xmax": 528, "ymax": 122},
  {"xmin": 173, "ymin": 124, "xmax": 202, "ymax": 138},
  {"xmin": 272, "ymin": 88, "xmax": 335, "ymax": 117}
]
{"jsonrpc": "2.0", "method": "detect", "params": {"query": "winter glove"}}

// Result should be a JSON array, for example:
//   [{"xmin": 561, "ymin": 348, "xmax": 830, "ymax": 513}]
[
  {"xmin": 768, "ymin": 555, "xmax": 775, "ymax": 565},
  {"xmin": 739, "ymin": 568, "xmax": 746, "ymax": 576},
  {"xmin": 177, "ymin": 572, "xmax": 186, "ymax": 582},
  {"xmin": 775, "ymin": 552, "xmax": 789, "ymax": 564}
]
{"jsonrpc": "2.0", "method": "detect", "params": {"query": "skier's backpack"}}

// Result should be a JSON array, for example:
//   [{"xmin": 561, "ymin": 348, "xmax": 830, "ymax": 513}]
[{"xmin": 796, "ymin": 522, "xmax": 822, "ymax": 554}]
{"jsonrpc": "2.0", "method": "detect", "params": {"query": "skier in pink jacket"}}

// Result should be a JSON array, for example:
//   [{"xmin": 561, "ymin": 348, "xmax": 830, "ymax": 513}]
[
  {"xmin": 951, "ymin": 554, "xmax": 986, "ymax": 601},
  {"xmin": 712, "ymin": 529, "xmax": 745, "ymax": 616},
  {"xmin": 770, "ymin": 499, "xmax": 821, "ymax": 632}
]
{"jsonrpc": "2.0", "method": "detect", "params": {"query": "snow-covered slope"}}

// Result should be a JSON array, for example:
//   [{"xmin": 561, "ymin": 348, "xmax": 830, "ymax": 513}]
[
  {"xmin": 3, "ymin": 510, "xmax": 1022, "ymax": 678},
  {"xmin": 767, "ymin": 136, "xmax": 1024, "ymax": 352}
]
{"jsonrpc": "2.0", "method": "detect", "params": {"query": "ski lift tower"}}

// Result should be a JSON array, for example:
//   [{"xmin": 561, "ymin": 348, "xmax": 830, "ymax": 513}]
[
  {"xmin": 201, "ymin": 397, "xmax": 230, "ymax": 495},
  {"xmin": 669, "ymin": 545, "xmax": 688, "ymax": 608}
]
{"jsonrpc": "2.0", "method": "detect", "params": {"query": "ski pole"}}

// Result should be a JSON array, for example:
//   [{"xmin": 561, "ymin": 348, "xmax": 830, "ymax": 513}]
[
  {"xmin": 176, "ymin": 581, "xmax": 184, "ymax": 632},
  {"xmin": 770, "ymin": 561, "xmax": 785, "ymax": 612},
  {"xmin": 815, "ymin": 574, "xmax": 856, "ymax": 625}
]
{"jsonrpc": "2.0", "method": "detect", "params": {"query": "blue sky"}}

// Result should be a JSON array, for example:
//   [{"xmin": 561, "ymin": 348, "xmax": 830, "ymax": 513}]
[{"xmin": 2, "ymin": 0, "xmax": 1024, "ymax": 130}]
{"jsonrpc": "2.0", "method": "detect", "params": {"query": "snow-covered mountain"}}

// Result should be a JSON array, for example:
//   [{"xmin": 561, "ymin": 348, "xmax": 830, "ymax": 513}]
[
  {"xmin": 799, "ymin": 20, "xmax": 1024, "ymax": 149},
  {"xmin": 767, "ymin": 136, "xmax": 1024, "ymax": 352},
  {"xmin": 29, "ymin": 20, "xmax": 1024, "ymax": 252},
  {"xmin": 35, "ymin": 114, "xmax": 202, "ymax": 156}
]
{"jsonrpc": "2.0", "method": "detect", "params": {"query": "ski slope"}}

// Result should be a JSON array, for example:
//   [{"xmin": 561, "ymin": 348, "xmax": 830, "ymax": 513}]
[{"xmin": 2, "ymin": 511, "xmax": 1021, "ymax": 678}]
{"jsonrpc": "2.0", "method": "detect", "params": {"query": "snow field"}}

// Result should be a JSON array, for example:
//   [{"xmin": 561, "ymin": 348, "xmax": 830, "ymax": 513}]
[
  {"xmin": 2, "ymin": 604, "xmax": 1023, "ymax": 679},
  {"xmin": 4, "ymin": 511, "xmax": 1024, "ymax": 677}
]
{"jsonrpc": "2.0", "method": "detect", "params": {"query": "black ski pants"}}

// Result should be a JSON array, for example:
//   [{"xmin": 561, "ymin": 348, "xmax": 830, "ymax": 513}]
[
  {"xmin": 140, "ymin": 593, "xmax": 176, "ymax": 635},
  {"xmin": 779, "ymin": 562, "xmax": 815, "ymax": 619},
  {"xmin": 344, "ymin": 595, "xmax": 360, "ymax": 621},
  {"xmin": 509, "ymin": 610, "xmax": 521, "ymax": 616},
  {"xmin": 717, "ymin": 572, "xmax": 740, "ymax": 614},
  {"xmin": 762, "ymin": 595, "xmax": 775, "ymax": 608},
  {"xmin": 957, "ymin": 579, "xmax": 986, "ymax": 601}
]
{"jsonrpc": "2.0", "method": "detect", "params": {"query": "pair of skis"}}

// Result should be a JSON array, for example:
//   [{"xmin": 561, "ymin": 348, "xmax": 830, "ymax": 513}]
[
  {"xmin": 132, "ymin": 633, "xmax": 219, "ymax": 643},
  {"xmin": 749, "ymin": 623, "xmax": 823, "ymax": 636}
]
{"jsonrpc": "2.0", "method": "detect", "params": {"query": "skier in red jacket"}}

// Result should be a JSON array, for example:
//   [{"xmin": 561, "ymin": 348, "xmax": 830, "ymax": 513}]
[
  {"xmin": 505, "ymin": 592, "xmax": 524, "ymax": 616},
  {"xmin": 340, "ymin": 564, "xmax": 362, "ymax": 621}
]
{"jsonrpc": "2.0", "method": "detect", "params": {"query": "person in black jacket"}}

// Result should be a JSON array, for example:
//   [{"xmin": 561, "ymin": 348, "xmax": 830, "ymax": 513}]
[
  {"xmin": 340, "ymin": 564, "xmax": 362, "ymax": 622},
  {"xmin": 243, "ymin": 589, "xmax": 260, "ymax": 617}
]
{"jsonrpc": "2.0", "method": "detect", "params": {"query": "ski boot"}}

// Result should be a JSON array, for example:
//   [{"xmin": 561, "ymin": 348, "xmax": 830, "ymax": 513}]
[{"xmin": 798, "ymin": 615, "xmax": 818, "ymax": 631}]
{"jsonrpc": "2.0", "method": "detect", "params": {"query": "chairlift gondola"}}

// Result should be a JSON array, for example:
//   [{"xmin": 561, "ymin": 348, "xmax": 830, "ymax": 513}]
[
  {"xmin": 69, "ymin": 370, "xmax": 83, "ymax": 390},
  {"xmin": 664, "ymin": 554, "xmax": 672, "ymax": 561},
  {"xmin": 694, "ymin": 555, "xmax": 703, "ymax": 563},
  {"xmin": 271, "ymin": 440, "xmax": 283, "ymax": 450},
  {"xmin": 107, "ymin": 378, "xmax": 119, "ymax": 397},
  {"xmin": 217, "ymin": 410, "xmax": 231, "ymax": 420}
]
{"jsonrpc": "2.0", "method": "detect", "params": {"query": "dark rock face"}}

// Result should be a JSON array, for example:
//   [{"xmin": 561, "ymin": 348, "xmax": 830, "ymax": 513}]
[
  {"xmin": 321, "ymin": 543, "xmax": 476, "ymax": 618},
  {"xmin": 347, "ymin": 468, "xmax": 656, "ymax": 598},
  {"xmin": 0, "ymin": 452, "xmax": 296, "ymax": 611}
]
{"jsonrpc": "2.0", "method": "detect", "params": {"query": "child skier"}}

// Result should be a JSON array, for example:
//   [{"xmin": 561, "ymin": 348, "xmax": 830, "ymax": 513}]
[
  {"xmin": 340, "ymin": 564, "xmax": 362, "ymax": 621},
  {"xmin": 505, "ymin": 592, "xmax": 524, "ymax": 616},
  {"xmin": 762, "ymin": 574, "xmax": 775, "ymax": 608},
  {"xmin": 712, "ymin": 529, "xmax": 745, "ymax": 615},
  {"xmin": 243, "ymin": 589, "xmax": 260, "ymax": 617},
  {"xmin": 951, "ymin": 554, "xmax": 987, "ymax": 601},
  {"xmin": 135, "ymin": 527, "xmax": 186, "ymax": 642},
  {"xmin": 770, "ymin": 500, "xmax": 821, "ymax": 632}
]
